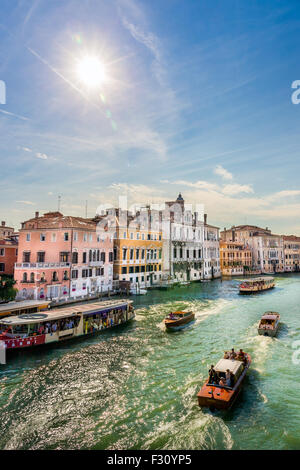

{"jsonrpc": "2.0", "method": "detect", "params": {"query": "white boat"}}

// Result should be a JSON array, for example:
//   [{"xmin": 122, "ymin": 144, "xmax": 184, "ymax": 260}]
[
  {"xmin": 130, "ymin": 287, "xmax": 147, "ymax": 295},
  {"xmin": 258, "ymin": 311, "xmax": 280, "ymax": 337}
]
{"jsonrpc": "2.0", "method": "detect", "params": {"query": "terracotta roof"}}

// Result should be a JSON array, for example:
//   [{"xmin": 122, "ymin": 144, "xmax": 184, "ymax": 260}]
[
  {"xmin": 283, "ymin": 235, "xmax": 300, "ymax": 241},
  {"xmin": 21, "ymin": 212, "xmax": 96, "ymax": 230}
]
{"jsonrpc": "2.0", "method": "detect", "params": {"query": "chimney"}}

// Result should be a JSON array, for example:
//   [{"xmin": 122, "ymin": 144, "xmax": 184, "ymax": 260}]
[
  {"xmin": 35, "ymin": 211, "xmax": 39, "ymax": 218},
  {"xmin": 204, "ymin": 213, "xmax": 207, "ymax": 225},
  {"xmin": 1, "ymin": 221, "xmax": 5, "ymax": 227}
]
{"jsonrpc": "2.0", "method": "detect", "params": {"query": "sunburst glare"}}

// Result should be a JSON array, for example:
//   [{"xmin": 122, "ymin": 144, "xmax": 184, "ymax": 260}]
[{"xmin": 76, "ymin": 56, "xmax": 107, "ymax": 88}]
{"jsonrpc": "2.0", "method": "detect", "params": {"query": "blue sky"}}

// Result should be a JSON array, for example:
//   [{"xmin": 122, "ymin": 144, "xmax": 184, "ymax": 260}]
[{"xmin": 1, "ymin": 0, "xmax": 300, "ymax": 234}]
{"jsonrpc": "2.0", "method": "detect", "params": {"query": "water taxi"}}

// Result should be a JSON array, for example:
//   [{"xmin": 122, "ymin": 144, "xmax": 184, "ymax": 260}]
[
  {"xmin": 258, "ymin": 312, "xmax": 280, "ymax": 337},
  {"xmin": 239, "ymin": 277, "xmax": 275, "ymax": 294},
  {"xmin": 197, "ymin": 351, "xmax": 251, "ymax": 410},
  {"xmin": 164, "ymin": 311, "xmax": 195, "ymax": 330},
  {"xmin": 0, "ymin": 299, "xmax": 134, "ymax": 362}
]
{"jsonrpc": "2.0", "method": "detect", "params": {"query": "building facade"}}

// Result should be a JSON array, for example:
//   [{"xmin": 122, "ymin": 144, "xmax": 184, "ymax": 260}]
[
  {"xmin": 283, "ymin": 236, "xmax": 300, "ymax": 272},
  {"xmin": 0, "ymin": 221, "xmax": 14, "ymax": 239},
  {"xmin": 162, "ymin": 194, "xmax": 204, "ymax": 283},
  {"xmin": 14, "ymin": 211, "xmax": 113, "ymax": 300},
  {"xmin": 220, "ymin": 225, "xmax": 284, "ymax": 273},
  {"xmin": 104, "ymin": 208, "xmax": 163, "ymax": 290},
  {"xmin": 203, "ymin": 215, "xmax": 221, "ymax": 279},
  {"xmin": 0, "ymin": 238, "xmax": 18, "ymax": 276},
  {"xmin": 220, "ymin": 241, "xmax": 252, "ymax": 276}
]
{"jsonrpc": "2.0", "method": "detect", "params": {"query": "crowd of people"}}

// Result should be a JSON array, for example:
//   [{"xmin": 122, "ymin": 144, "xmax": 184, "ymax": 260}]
[{"xmin": 207, "ymin": 348, "xmax": 248, "ymax": 388}]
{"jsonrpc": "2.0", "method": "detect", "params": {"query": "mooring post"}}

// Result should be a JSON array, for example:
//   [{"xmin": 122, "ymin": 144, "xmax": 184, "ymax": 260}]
[{"xmin": 0, "ymin": 340, "xmax": 6, "ymax": 365}]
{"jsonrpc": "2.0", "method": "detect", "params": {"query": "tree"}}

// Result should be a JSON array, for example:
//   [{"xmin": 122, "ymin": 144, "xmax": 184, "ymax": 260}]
[{"xmin": 0, "ymin": 276, "xmax": 17, "ymax": 302}]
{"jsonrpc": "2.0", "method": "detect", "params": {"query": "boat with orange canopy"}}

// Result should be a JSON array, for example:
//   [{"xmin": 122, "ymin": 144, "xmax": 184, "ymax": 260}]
[{"xmin": 197, "ymin": 351, "xmax": 251, "ymax": 410}]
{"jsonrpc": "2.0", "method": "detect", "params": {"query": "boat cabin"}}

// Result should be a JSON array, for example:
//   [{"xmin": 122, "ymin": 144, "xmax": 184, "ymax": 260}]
[
  {"xmin": 210, "ymin": 358, "xmax": 244, "ymax": 388},
  {"xmin": 166, "ymin": 311, "xmax": 192, "ymax": 320}
]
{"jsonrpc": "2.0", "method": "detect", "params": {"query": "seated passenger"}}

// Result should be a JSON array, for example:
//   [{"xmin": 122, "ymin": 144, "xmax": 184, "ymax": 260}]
[
  {"xmin": 237, "ymin": 348, "xmax": 245, "ymax": 360},
  {"xmin": 219, "ymin": 377, "xmax": 226, "ymax": 387},
  {"xmin": 224, "ymin": 351, "xmax": 230, "ymax": 359},
  {"xmin": 229, "ymin": 348, "xmax": 237, "ymax": 359}
]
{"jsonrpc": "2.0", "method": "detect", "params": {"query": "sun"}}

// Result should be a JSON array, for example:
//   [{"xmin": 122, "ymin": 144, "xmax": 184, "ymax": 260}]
[{"xmin": 76, "ymin": 56, "xmax": 107, "ymax": 88}]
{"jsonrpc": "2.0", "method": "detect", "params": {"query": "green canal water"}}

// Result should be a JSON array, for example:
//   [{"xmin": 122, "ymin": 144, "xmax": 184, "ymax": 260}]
[{"xmin": 0, "ymin": 275, "xmax": 300, "ymax": 450}]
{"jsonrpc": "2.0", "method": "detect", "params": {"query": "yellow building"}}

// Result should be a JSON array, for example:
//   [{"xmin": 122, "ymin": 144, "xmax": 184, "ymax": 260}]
[
  {"xmin": 113, "ymin": 208, "xmax": 163, "ymax": 290},
  {"xmin": 220, "ymin": 241, "xmax": 252, "ymax": 276},
  {"xmin": 283, "ymin": 236, "xmax": 300, "ymax": 272}
]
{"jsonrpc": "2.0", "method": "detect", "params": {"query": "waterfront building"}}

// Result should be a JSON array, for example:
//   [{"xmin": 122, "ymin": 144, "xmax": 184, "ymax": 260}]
[
  {"xmin": 220, "ymin": 225, "xmax": 284, "ymax": 273},
  {"xmin": 219, "ymin": 241, "xmax": 252, "ymax": 276},
  {"xmin": 162, "ymin": 194, "xmax": 204, "ymax": 282},
  {"xmin": 203, "ymin": 214, "xmax": 221, "ymax": 279},
  {"xmin": 0, "ymin": 237, "xmax": 18, "ymax": 276},
  {"xmin": 99, "ymin": 207, "xmax": 163, "ymax": 289},
  {"xmin": 14, "ymin": 211, "xmax": 113, "ymax": 301},
  {"xmin": 0, "ymin": 221, "xmax": 14, "ymax": 239},
  {"xmin": 283, "ymin": 235, "xmax": 300, "ymax": 272}
]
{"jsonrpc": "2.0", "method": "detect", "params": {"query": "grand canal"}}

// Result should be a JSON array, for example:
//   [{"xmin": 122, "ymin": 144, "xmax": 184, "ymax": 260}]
[{"xmin": 0, "ymin": 274, "xmax": 300, "ymax": 450}]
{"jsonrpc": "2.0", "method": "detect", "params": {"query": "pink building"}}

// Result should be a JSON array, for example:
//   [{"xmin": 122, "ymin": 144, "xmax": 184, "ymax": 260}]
[{"xmin": 14, "ymin": 211, "xmax": 113, "ymax": 300}]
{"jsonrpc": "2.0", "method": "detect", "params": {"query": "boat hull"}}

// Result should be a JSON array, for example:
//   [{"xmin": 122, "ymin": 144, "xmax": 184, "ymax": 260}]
[
  {"xmin": 164, "ymin": 313, "xmax": 195, "ymax": 330},
  {"xmin": 258, "ymin": 325, "xmax": 279, "ymax": 337},
  {"xmin": 239, "ymin": 285, "xmax": 274, "ymax": 295}
]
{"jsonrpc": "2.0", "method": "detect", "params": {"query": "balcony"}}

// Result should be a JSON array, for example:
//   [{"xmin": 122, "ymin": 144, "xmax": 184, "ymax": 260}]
[
  {"xmin": 15, "ymin": 262, "xmax": 71, "ymax": 269},
  {"xmin": 88, "ymin": 261, "xmax": 104, "ymax": 267}
]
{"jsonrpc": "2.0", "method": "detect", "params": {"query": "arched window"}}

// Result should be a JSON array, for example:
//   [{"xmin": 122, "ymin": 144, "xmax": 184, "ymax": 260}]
[
  {"xmin": 72, "ymin": 252, "xmax": 78, "ymax": 264},
  {"xmin": 23, "ymin": 272, "xmax": 27, "ymax": 282},
  {"xmin": 52, "ymin": 271, "xmax": 58, "ymax": 281},
  {"xmin": 63, "ymin": 270, "xmax": 68, "ymax": 280},
  {"xmin": 93, "ymin": 250, "xmax": 96, "ymax": 261},
  {"xmin": 97, "ymin": 250, "xmax": 100, "ymax": 261},
  {"xmin": 41, "ymin": 272, "xmax": 45, "ymax": 282}
]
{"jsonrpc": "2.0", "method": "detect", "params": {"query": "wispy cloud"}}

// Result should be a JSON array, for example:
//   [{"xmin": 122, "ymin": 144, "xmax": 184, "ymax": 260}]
[
  {"xmin": 214, "ymin": 165, "xmax": 233, "ymax": 180},
  {"xmin": 16, "ymin": 200, "xmax": 35, "ymax": 205},
  {"xmin": 0, "ymin": 109, "xmax": 30, "ymax": 121},
  {"xmin": 35, "ymin": 152, "xmax": 48, "ymax": 160}
]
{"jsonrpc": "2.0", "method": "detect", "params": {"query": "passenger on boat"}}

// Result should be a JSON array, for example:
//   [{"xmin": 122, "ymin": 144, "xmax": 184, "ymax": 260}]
[
  {"xmin": 230, "ymin": 348, "xmax": 237, "ymax": 359},
  {"xmin": 208, "ymin": 365, "xmax": 219, "ymax": 385},
  {"xmin": 225, "ymin": 369, "xmax": 231, "ymax": 387},
  {"xmin": 224, "ymin": 351, "xmax": 230, "ymax": 359},
  {"xmin": 52, "ymin": 322, "xmax": 57, "ymax": 333},
  {"xmin": 237, "ymin": 348, "xmax": 244, "ymax": 360},
  {"xmin": 219, "ymin": 377, "xmax": 226, "ymax": 387},
  {"xmin": 208, "ymin": 365, "xmax": 216, "ymax": 384}
]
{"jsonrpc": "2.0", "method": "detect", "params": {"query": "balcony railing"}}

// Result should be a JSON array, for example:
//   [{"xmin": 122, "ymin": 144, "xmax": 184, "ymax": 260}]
[
  {"xmin": 88, "ymin": 261, "xmax": 104, "ymax": 267},
  {"xmin": 15, "ymin": 262, "xmax": 71, "ymax": 269}
]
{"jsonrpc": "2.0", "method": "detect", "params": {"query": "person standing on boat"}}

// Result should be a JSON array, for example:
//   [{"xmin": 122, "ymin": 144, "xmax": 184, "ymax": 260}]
[
  {"xmin": 225, "ymin": 369, "xmax": 231, "ymax": 387},
  {"xmin": 208, "ymin": 365, "xmax": 218, "ymax": 384}
]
